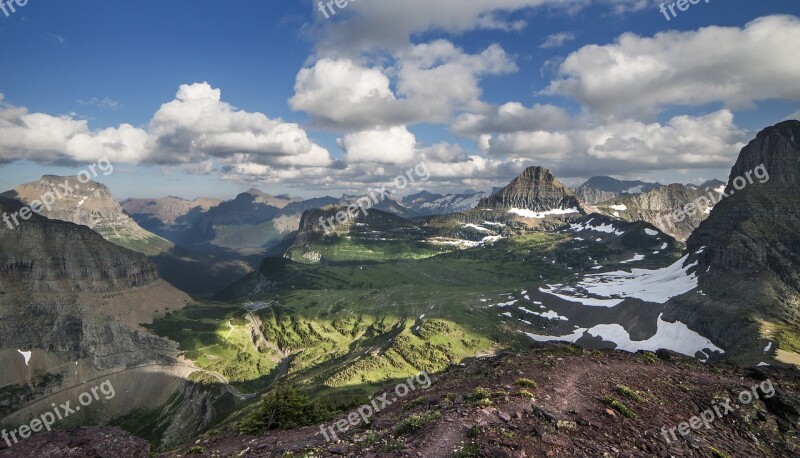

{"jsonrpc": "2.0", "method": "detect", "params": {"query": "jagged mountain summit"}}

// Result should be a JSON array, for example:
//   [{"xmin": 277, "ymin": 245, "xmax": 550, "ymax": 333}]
[
  {"xmin": 576, "ymin": 176, "xmax": 662, "ymax": 205},
  {"xmin": 670, "ymin": 119, "xmax": 800, "ymax": 364},
  {"xmin": 478, "ymin": 166, "xmax": 584, "ymax": 218},
  {"xmin": 2, "ymin": 176, "xmax": 173, "ymax": 255},
  {"xmin": 243, "ymin": 188, "xmax": 302, "ymax": 209}
]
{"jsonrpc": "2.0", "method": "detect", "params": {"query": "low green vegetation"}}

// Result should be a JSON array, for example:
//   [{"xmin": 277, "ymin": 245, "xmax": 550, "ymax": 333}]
[
  {"xmin": 615, "ymin": 384, "xmax": 644, "ymax": 402},
  {"xmin": 394, "ymin": 410, "xmax": 441, "ymax": 437},
  {"xmin": 515, "ymin": 377, "xmax": 538, "ymax": 389},
  {"xmin": 238, "ymin": 386, "xmax": 331, "ymax": 435},
  {"xmin": 773, "ymin": 322, "xmax": 800, "ymax": 353},
  {"xmin": 144, "ymin": 302, "xmax": 279, "ymax": 391},
  {"xmin": 603, "ymin": 396, "xmax": 636, "ymax": 419}
]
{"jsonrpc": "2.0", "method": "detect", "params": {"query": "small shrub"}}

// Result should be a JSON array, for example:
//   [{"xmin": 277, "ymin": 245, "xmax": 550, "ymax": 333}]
[
  {"xmin": 466, "ymin": 387, "xmax": 491, "ymax": 401},
  {"xmin": 466, "ymin": 425, "xmax": 485, "ymax": 438},
  {"xmin": 403, "ymin": 396, "xmax": 429, "ymax": 411},
  {"xmin": 603, "ymin": 396, "xmax": 636, "ymax": 419},
  {"xmin": 515, "ymin": 378, "xmax": 537, "ymax": 389},
  {"xmin": 394, "ymin": 411, "xmax": 441, "ymax": 437},
  {"xmin": 187, "ymin": 446, "xmax": 205, "ymax": 455},
  {"xmin": 515, "ymin": 388, "xmax": 535, "ymax": 399},
  {"xmin": 615, "ymin": 385, "xmax": 643, "ymax": 402},
  {"xmin": 356, "ymin": 430, "xmax": 379, "ymax": 447},
  {"xmin": 641, "ymin": 352, "xmax": 658, "ymax": 364},
  {"xmin": 475, "ymin": 398, "xmax": 494, "ymax": 407}
]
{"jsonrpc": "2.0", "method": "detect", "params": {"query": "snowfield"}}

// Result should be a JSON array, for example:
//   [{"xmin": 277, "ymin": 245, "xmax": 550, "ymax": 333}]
[
  {"xmin": 508, "ymin": 207, "xmax": 580, "ymax": 219},
  {"xmin": 576, "ymin": 254, "xmax": 699, "ymax": 304},
  {"xmin": 524, "ymin": 313, "xmax": 724, "ymax": 358}
]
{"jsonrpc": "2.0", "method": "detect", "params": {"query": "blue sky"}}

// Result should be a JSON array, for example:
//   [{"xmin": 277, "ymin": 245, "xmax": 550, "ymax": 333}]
[{"xmin": 0, "ymin": 0, "xmax": 798, "ymax": 199}]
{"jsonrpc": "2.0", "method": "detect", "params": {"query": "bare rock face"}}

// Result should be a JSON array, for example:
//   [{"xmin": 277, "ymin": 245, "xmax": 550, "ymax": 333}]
[
  {"xmin": 575, "ymin": 187, "xmax": 618, "ymax": 206},
  {"xmin": 2, "ymin": 176, "xmax": 172, "ymax": 255},
  {"xmin": 478, "ymin": 166, "xmax": 583, "ymax": 213},
  {"xmin": 593, "ymin": 184, "xmax": 717, "ymax": 241},
  {"xmin": 668, "ymin": 120, "xmax": 800, "ymax": 363}
]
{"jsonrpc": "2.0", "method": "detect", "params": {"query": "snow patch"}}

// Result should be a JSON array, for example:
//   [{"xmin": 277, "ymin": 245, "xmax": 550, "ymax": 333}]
[
  {"xmin": 539, "ymin": 285, "xmax": 623, "ymax": 307},
  {"xmin": 620, "ymin": 253, "xmax": 645, "ymax": 264},
  {"xmin": 464, "ymin": 223, "xmax": 491, "ymax": 233},
  {"xmin": 524, "ymin": 314, "xmax": 723, "ymax": 357},
  {"xmin": 570, "ymin": 218, "xmax": 624, "ymax": 236},
  {"xmin": 18, "ymin": 349, "xmax": 31, "ymax": 366},
  {"xmin": 508, "ymin": 207, "xmax": 580, "ymax": 219}
]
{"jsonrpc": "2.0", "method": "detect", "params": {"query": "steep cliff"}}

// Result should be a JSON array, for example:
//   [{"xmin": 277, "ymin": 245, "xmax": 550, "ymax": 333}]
[{"xmin": 668, "ymin": 120, "xmax": 800, "ymax": 364}]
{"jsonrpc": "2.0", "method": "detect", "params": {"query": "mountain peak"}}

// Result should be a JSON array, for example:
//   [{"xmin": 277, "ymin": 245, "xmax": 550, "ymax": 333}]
[{"xmin": 478, "ymin": 166, "xmax": 583, "ymax": 214}]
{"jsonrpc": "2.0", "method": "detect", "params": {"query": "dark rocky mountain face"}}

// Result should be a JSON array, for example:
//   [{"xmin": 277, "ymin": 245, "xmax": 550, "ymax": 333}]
[
  {"xmin": 576, "ymin": 176, "xmax": 661, "ymax": 205},
  {"xmin": 0, "ymin": 197, "xmax": 190, "ymax": 419},
  {"xmin": 478, "ymin": 166, "xmax": 583, "ymax": 212},
  {"xmin": 0, "ymin": 204, "xmax": 158, "ymax": 293},
  {"xmin": 669, "ymin": 120, "xmax": 800, "ymax": 363}
]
